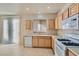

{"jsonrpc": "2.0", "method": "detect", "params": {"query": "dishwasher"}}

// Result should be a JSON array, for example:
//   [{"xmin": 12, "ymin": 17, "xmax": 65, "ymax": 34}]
[{"xmin": 24, "ymin": 36, "xmax": 32, "ymax": 47}]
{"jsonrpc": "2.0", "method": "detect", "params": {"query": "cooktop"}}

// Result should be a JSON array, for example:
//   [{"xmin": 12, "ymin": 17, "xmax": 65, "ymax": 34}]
[
  {"xmin": 62, "ymin": 42, "xmax": 79, "ymax": 46},
  {"xmin": 57, "ymin": 39, "xmax": 70, "ymax": 41}
]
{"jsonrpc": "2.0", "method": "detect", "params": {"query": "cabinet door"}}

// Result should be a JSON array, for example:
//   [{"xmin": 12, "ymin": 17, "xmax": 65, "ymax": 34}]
[
  {"xmin": 48, "ymin": 19, "xmax": 55, "ymax": 31},
  {"xmin": 69, "ymin": 4, "xmax": 79, "ymax": 17},
  {"xmin": 44, "ymin": 37, "xmax": 52, "ymax": 48},
  {"xmin": 38, "ymin": 36, "xmax": 45, "ymax": 47},
  {"xmin": 26, "ymin": 20, "xmax": 32, "ymax": 31},
  {"xmin": 52, "ymin": 36, "xmax": 54, "ymax": 49},
  {"xmin": 63, "ymin": 9, "xmax": 69, "ymax": 20},
  {"xmin": 55, "ymin": 17, "xmax": 58, "ymax": 29},
  {"xmin": 55, "ymin": 13, "xmax": 62, "ymax": 29},
  {"xmin": 32, "ymin": 36, "xmax": 38, "ymax": 47},
  {"xmin": 58, "ymin": 14, "xmax": 62, "ymax": 29}
]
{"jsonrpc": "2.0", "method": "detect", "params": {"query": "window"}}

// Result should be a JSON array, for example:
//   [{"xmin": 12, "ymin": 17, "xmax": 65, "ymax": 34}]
[{"xmin": 33, "ymin": 20, "xmax": 47, "ymax": 33}]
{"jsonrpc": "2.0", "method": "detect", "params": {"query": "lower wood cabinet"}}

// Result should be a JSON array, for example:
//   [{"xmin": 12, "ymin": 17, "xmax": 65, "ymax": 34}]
[
  {"xmin": 32, "ymin": 36, "xmax": 38, "ymax": 47},
  {"xmin": 44, "ymin": 37, "xmax": 52, "ymax": 48},
  {"xmin": 32, "ymin": 36, "xmax": 52, "ymax": 48},
  {"xmin": 38, "ymin": 37, "xmax": 45, "ymax": 47}
]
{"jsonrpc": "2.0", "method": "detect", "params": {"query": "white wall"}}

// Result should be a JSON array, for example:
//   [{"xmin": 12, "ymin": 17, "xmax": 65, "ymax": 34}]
[{"xmin": 0, "ymin": 17, "xmax": 3, "ymax": 43}]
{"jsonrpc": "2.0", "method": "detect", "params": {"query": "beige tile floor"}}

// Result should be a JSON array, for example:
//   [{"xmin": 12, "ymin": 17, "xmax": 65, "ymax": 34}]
[{"xmin": 0, "ymin": 44, "xmax": 54, "ymax": 56}]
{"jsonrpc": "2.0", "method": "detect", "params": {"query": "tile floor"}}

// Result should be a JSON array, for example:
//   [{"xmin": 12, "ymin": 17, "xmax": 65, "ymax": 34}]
[{"xmin": 0, "ymin": 44, "xmax": 54, "ymax": 56}]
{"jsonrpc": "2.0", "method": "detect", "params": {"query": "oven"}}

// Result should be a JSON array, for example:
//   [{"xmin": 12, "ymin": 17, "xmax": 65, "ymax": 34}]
[
  {"xmin": 55, "ymin": 40, "xmax": 66, "ymax": 56},
  {"xmin": 55, "ymin": 43, "xmax": 65, "ymax": 56},
  {"xmin": 55, "ymin": 38, "xmax": 79, "ymax": 56}
]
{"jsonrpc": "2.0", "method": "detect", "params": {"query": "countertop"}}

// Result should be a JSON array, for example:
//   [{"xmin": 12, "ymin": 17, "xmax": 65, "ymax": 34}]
[
  {"xmin": 68, "ymin": 47, "xmax": 79, "ymax": 56},
  {"xmin": 25, "ymin": 33, "xmax": 57, "ymax": 36},
  {"xmin": 25, "ymin": 34, "xmax": 54, "ymax": 36}
]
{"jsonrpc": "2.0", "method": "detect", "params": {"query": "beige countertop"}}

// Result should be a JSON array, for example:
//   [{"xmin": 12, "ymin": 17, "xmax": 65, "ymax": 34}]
[
  {"xmin": 25, "ymin": 32, "xmax": 57, "ymax": 36},
  {"xmin": 25, "ymin": 33, "xmax": 57, "ymax": 37},
  {"xmin": 68, "ymin": 47, "xmax": 79, "ymax": 56},
  {"xmin": 25, "ymin": 34, "xmax": 53, "ymax": 36},
  {"xmin": 32, "ymin": 35, "xmax": 53, "ymax": 36}
]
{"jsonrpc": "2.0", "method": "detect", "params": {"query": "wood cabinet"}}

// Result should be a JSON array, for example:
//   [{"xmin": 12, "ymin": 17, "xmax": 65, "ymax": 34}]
[
  {"xmin": 68, "ymin": 49, "xmax": 77, "ymax": 56},
  {"xmin": 55, "ymin": 17, "xmax": 58, "ymax": 29},
  {"xmin": 52, "ymin": 36, "xmax": 55, "ymax": 50},
  {"xmin": 44, "ymin": 37, "xmax": 52, "ymax": 48},
  {"xmin": 32, "ymin": 36, "xmax": 38, "ymax": 47},
  {"xmin": 55, "ymin": 13, "xmax": 62, "ymax": 29},
  {"xmin": 62, "ymin": 9, "xmax": 69, "ymax": 20},
  {"xmin": 69, "ymin": 3, "xmax": 79, "ymax": 17},
  {"xmin": 58, "ymin": 13, "xmax": 62, "ymax": 29},
  {"xmin": 26, "ymin": 20, "xmax": 32, "ymax": 31},
  {"xmin": 48, "ymin": 19, "xmax": 55, "ymax": 31},
  {"xmin": 38, "ymin": 37, "xmax": 45, "ymax": 47},
  {"xmin": 32, "ymin": 36, "xmax": 52, "ymax": 48}
]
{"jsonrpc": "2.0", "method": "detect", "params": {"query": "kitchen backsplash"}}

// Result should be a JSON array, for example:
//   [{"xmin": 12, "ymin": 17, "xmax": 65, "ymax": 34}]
[
  {"xmin": 57, "ymin": 29, "xmax": 79, "ymax": 38},
  {"xmin": 25, "ymin": 30, "xmax": 57, "ymax": 36}
]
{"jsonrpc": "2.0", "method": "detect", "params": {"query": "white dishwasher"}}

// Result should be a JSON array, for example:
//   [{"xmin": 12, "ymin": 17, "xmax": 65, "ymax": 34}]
[{"xmin": 24, "ymin": 36, "xmax": 32, "ymax": 47}]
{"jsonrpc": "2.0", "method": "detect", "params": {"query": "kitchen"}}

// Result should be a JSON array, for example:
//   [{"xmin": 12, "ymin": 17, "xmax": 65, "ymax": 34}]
[{"xmin": 0, "ymin": 3, "xmax": 79, "ymax": 56}]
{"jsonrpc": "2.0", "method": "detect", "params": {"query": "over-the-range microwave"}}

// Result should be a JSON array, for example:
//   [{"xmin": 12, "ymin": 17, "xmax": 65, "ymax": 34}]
[{"xmin": 62, "ymin": 14, "xmax": 79, "ymax": 29}]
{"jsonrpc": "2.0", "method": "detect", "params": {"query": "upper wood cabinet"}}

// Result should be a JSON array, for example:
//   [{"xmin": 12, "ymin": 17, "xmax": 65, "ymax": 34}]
[
  {"xmin": 48, "ymin": 19, "xmax": 55, "ymax": 31},
  {"xmin": 62, "ymin": 9, "xmax": 69, "ymax": 20},
  {"xmin": 55, "ymin": 13, "xmax": 62, "ymax": 29},
  {"xmin": 69, "ymin": 3, "xmax": 79, "ymax": 17},
  {"xmin": 26, "ymin": 20, "xmax": 32, "ymax": 31},
  {"xmin": 58, "ymin": 13, "xmax": 62, "ymax": 29},
  {"xmin": 55, "ymin": 17, "xmax": 58, "ymax": 29}
]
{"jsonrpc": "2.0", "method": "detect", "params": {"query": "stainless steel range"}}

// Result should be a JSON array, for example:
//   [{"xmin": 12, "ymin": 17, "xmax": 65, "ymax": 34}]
[{"xmin": 55, "ymin": 38, "xmax": 79, "ymax": 56}]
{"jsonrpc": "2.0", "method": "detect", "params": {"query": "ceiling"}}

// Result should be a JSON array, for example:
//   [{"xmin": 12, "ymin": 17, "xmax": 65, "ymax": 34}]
[
  {"xmin": 0, "ymin": 3, "xmax": 71, "ymax": 19},
  {"xmin": 0, "ymin": 3, "xmax": 67, "ymax": 15}
]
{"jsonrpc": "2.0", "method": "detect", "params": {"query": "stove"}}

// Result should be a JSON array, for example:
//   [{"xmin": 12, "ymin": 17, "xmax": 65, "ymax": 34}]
[{"xmin": 55, "ymin": 38, "xmax": 79, "ymax": 56}]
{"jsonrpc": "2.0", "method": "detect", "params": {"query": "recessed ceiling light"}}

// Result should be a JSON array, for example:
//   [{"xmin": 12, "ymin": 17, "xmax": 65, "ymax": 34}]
[
  {"xmin": 38, "ymin": 12, "xmax": 41, "ymax": 14},
  {"xmin": 48, "ymin": 7, "xmax": 50, "ymax": 9},
  {"xmin": 26, "ymin": 8, "xmax": 29, "ymax": 10}
]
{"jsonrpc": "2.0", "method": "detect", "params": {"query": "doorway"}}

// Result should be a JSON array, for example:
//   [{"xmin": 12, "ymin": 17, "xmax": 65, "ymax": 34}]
[{"xmin": 2, "ymin": 16, "xmax": 20, "ymax": 44}]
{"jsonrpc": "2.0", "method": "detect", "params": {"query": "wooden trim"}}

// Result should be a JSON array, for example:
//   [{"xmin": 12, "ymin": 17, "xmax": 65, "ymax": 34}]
[{"xmin": 68, "ymin": 49, "xmax": 78, "ymax": 56}]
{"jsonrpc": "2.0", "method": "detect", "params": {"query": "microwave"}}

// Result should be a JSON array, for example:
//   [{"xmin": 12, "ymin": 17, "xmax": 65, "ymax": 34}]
[{"xmin": 62, "ymin": 14, "xmax": 79, "ymax": 29}]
